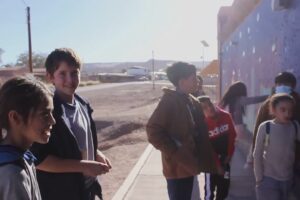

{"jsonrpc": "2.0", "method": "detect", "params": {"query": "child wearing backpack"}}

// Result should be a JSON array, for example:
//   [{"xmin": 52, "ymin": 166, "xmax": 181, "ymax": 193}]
[
  {"xmin": 253, "ymin": 93, "xmax": 300, "ymax": 200},
  {"xmin": 0, "ymin": 76, "xmax": 55, "ymax": 200}
]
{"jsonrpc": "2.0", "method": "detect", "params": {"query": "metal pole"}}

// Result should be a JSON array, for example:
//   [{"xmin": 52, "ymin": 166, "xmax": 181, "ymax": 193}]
[
  {"xmin": 219, "ymin": 51, "xmax": 222, "ymax": 101},
  {"xmin": 152, "ymin": 50, "xmax": 155, "ymax": 90},
  {"xmin": 201, "ymin": 40, "xmax": 209, "ymax": 68},
  {"xmin": 27, "ymin": 6, "xmax": 33, "ymax": 73},
  {"xmin": 202, "ymin": 46, "xmax": 205, "ymax": 68}
]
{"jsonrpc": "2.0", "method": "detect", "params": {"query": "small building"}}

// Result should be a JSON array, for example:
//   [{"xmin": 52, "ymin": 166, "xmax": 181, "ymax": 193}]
[
  {"xmin": 98, "ymin": 73, "xmax": 136, "ymax": 83},
  {"xmin": 199, "ymin": 60, "xmax": 220, "ymax": 101},
  {"xmin": 126, "ymin": 66, "xmax": 150, "ymax": 78},
  {"xmin": 0, "ymin": 66, "xmax": 29, "ymax": 85}
]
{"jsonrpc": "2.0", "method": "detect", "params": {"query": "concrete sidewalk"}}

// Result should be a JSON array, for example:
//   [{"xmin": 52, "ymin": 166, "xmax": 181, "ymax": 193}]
[
  {"xmin": 112, "ymin": 144, "xmax": 206, "ymax": 200},
  {"xmin": 112, "ymin": 143, "xmax": 256, "ymax": 200},
  {"xmin": 113, "ymin": 145, "xmax": 168, "ymax": 200}
]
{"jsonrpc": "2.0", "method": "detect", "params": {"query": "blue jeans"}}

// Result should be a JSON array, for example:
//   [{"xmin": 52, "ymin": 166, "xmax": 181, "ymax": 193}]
[
  {"xmin": 256, "ymin": 176, "xmax": 292, "ymax": 200},
  {"xmin": 166, "ymin": 176, "xmax": 194, "ymax": 200}
]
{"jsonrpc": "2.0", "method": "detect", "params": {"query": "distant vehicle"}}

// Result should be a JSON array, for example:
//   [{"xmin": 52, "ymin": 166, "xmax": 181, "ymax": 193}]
[
  {"xmin": 126, "ymin": 66, "xmax": 150, "ymax": 77},
  {"xmin": 98, "ymin": 73, "xmax": 136, "ymax": 83},
  {"xmin": 137, "ymin": 76, "xmax": 150, "ymax": 81},
  {"xmin": 154, "ymin": 71, "xmax": 167, "ymax": 80}
]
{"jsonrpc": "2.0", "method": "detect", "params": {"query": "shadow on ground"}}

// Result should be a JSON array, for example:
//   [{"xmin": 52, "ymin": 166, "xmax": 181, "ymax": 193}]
[{"xmin": 95, "ymin": 120, "xmax": 145, "ymax": 151}]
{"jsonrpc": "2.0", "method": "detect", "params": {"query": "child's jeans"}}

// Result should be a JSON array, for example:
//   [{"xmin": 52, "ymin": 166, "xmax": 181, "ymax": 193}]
[
  {"xmin": 290, "ymin": 174, "xmax": 300, "ymax": 199},
  {"xmin": 166, "ymin": 176, "xmax": 194, "ymax": 200},
  {"xmin": 256, "ymin": 176, "xmax": 292, "ymax": 200}
]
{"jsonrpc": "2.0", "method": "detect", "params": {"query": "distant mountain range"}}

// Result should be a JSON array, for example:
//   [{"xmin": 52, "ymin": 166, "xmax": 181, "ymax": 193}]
[{"xmin": 82, "ymin": 59, "xmax": 210, "ymax": 75}]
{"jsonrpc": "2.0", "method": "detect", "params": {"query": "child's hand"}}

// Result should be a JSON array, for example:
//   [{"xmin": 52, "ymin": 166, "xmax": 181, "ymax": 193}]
[
  {"xmin": 81, "ymin": 160, "xmax": 110, "ymax": 177},
  {"xmin": 96, "ymin": 150, "xmax": 112, "ymax": 169}
]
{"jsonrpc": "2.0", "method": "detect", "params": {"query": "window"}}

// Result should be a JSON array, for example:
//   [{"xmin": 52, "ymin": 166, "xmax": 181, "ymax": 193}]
[{"xmin": 272, "ymin": 0, "xmax": 291, "ymax": 11}]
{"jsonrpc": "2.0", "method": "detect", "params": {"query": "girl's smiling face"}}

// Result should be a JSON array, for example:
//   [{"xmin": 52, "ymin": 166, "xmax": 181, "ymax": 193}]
[{"xmin": 20, "ymin": 96, "xmax": 55, "ymax": 145}]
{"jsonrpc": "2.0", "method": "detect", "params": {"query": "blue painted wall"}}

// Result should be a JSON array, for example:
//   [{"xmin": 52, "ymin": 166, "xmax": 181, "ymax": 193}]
[{"xmin": 220, "ymin": 0, "xmax": 300, "ymax": 129}]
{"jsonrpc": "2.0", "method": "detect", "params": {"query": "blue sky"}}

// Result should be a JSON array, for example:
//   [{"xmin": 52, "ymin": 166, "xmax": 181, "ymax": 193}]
[{"xmin": 0, "ymin": 0, "xmax": 233, "ymax": 64}]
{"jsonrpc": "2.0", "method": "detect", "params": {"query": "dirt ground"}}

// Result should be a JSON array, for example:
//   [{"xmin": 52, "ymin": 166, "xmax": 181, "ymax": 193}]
[{"xmin": 78, "ymin": 82, "xmax": 170, "ymax": 199}]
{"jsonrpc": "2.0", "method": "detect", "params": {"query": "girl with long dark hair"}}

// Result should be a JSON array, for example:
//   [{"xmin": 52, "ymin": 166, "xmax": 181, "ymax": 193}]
[{"xmin": 220, "ymin": 81, "xmax": 267, "ymax": 137}]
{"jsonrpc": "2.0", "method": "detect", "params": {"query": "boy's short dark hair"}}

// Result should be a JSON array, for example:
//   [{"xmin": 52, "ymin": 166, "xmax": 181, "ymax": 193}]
[
  {"xmin": 270, "ymin": 93, "xmax": 295, "ymax": 109},
  {"xmin": 45, "ymin": 48, "xmax": 81, "ymax": 75},
  {"xmin": 0, "ymin": 76, "xmax": 52, "ymax": 130},
  {"xmin": 275, "ymin": 72, "xmax": 296, "ymax": 88},
  {"xmin": 197, "ymin": 95, "xmax": 211, "ymax": 104},
  {"xmin": 166, "ymin": 62, "xmax": 196, "ymax": 86}
]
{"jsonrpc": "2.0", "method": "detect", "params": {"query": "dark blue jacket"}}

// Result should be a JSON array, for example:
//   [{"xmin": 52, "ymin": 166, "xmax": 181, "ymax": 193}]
[{"xmin": 31, "ymin": 93, "xmax": 101, "ymax": 200}]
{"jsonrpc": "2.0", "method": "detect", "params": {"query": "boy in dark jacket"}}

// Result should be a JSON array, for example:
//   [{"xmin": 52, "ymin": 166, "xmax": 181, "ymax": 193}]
[
  {"xmin": 31, "ymin": 48, "xmax": 111, "ymax": 200},
  {"xmin": 198, "ymin": 96, "xmax": 236, "ymax": 200}
]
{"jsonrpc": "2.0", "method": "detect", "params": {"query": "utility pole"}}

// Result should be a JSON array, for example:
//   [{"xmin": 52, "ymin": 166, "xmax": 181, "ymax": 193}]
[
  {"xmin": 27, "ymin": 6, "xmax": 33, "ymax": 73},
  {"xmin": 202, "ymin": 46, "xmax": 204, "ymax": 68},
  {"xmin": 201, "ymin": 40, "xmax": 209, "ymax": 68},
  {"xmin": 152, "ymin": 50, "xmax": 155, "ymax": 90}
]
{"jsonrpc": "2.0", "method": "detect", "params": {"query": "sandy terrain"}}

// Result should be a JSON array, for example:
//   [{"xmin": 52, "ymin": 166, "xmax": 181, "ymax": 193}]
[{"xmin": 78, "ymin": 82, "xmax": 170, "ymax": 199}]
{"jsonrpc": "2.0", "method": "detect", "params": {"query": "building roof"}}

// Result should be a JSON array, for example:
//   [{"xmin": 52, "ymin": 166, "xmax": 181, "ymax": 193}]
[{"xmin": 200, "ymin": 60, "xmax": 219, "ymax": 77}]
